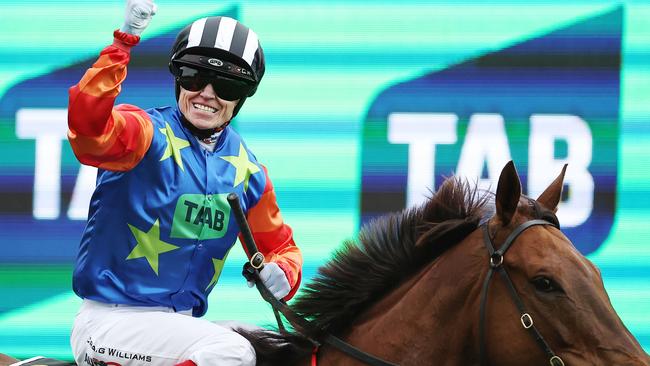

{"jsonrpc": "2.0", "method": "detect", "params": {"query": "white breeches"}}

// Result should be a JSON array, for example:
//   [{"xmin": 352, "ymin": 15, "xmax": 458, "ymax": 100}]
[{"xmin": 70, "ymin": 300, "xmax": 256, "ymax": 366}]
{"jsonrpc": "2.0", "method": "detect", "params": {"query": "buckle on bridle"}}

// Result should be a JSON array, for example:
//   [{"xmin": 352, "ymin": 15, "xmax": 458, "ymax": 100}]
[
  {"xmin": 520, "ymin": 313, "xmax": 533, "ymax": 329},
  {"xmin": 489, "ymin": 253, "xmax": 503, "ymax": 268},
  {"xmin": 549, "ymin": 355, "xmax": 565, "ymax": 366}
]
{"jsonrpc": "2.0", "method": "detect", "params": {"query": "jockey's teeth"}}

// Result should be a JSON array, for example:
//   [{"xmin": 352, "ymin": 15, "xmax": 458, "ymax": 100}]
[{"xmin": 194, "ymin": 104, "xmax": 216, "ymax": 113}]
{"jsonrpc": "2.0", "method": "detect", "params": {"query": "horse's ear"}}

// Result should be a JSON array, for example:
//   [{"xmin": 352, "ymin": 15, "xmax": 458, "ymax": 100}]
[
  {"xmin": 536, "ymin": 164, "xmax": 568, "ymax": 212},
  {"xmin": 495, "ymin": 161, "xmax": 521, "ymax": 226}
]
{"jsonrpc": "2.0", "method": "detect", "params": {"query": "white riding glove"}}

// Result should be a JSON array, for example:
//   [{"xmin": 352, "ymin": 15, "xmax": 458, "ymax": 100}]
[
  {"xmin": 120, "ymin": 0, "xmax": 157, "ymax": 36},
  {"xmin": 247, "ymin": 262, "xmax": 291, "ymax": 300}
]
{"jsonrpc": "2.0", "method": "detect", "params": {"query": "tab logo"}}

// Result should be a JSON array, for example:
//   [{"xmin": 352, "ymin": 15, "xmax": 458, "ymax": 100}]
[
  {"xmin": 172, "ymin": 194, "xmax": 231, "ymax": 239},
  {"xmin": 360, "ymin": 7, "xmax": 622, "ymax": 254}
]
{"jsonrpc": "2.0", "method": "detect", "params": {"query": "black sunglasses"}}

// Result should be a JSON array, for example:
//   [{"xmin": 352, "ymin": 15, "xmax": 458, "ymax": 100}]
[{"xmin": 176, "ymin": 66, "xmax": 253, "ymax": 101}]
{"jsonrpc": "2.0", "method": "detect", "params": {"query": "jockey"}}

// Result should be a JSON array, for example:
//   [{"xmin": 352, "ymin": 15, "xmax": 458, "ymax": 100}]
[{"xmin": 67, "ymin": 1, "xmax": 302, "ymax": 365}]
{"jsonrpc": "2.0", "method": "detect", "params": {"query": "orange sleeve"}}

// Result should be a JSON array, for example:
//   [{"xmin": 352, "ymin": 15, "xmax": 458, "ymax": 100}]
[
  {"xmin": 245, "ymin": 165, "xmax": 302, "ymax": 300},
  {"xmin": 67, "ymin": 30, "xmax": 153, "ymax": 171}
]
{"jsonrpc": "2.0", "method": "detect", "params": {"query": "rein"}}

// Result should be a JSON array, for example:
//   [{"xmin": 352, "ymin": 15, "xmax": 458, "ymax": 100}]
[
  {"xmin": 228, "ymin": 193, "xmax": 398, "ymax": 366},
  {"xmin": 244, "ymin": 265, "xmax": 398, "ymax": 366},
  {"xmin": 478, "ymin": 219, "xmax": 565, "ymax": 366},
  {"xmin": 230, "ymin": 193, "xmax": 566, "ymax": 366}
]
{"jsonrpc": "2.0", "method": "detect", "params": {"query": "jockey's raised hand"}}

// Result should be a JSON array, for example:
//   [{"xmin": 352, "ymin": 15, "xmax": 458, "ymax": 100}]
[
  {"xmin": 249, "ymin": 262, "xmax": 291, "ymax": 300},
  {"xmin": 120, "ymin": 0, "xmax": 157, "ymax": 36}
]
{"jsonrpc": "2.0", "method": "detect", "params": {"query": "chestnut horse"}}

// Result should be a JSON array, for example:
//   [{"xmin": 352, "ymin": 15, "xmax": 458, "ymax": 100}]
[{"xmin": 238, "ymin": 161, "xmax": 650, "ymax": 365}]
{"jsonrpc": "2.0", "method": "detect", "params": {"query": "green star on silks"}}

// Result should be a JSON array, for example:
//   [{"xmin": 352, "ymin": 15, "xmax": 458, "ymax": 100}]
[
  {"xmin": 205, "ymin": 257, "xmax": 226, "ymax": 290},
  {"xmin": 220, "ymin": 143, "xmax": 261, "ymax": 191},
  {"xmin": 160, "ymin": 122, "xmax": 190, "ymax": 171},
  {"xmin": 126, "ymin": 219, "xmax": 179, "ymax": 275}
]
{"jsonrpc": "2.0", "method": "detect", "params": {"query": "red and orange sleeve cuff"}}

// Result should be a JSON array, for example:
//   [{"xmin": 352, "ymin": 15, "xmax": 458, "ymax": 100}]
[{"xmin": 112, "ymin": 29, "xmax": 140, "ymax": 49}]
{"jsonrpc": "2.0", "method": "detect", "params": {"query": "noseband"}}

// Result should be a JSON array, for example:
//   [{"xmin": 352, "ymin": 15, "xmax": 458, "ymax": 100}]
[{"xmin": 479, "ymin": 219, "xmax": 565, "ymax": 366}]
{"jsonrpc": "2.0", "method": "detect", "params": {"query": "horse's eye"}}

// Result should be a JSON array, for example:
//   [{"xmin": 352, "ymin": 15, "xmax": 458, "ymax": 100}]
[{"xmin": 532, "ymin": 276, "xmax": 561, "ymax": 293}]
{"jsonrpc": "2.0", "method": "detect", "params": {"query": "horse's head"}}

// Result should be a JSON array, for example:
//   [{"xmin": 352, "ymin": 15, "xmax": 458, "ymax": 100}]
[
  {"xmin": 483, "ymin": 161, "xmax": 649, "ymax": 365},
  {"xmin": 238, "ymin": 161, "xmax": 649, "ymax": 366}
]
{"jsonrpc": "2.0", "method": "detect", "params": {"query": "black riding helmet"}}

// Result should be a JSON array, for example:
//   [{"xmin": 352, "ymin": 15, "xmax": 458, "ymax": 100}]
[{"xmin": 169, "ymin": 16, "xmax": 265, "ymax": 135}]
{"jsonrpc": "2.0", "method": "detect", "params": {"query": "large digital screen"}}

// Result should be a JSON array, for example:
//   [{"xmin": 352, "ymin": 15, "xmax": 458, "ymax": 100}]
[{"xmin": 1, "ymin": 0, "xmax": 649, "ymax": 360}]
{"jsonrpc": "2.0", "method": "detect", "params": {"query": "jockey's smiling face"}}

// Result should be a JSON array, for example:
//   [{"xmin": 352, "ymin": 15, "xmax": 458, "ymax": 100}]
[{"xmin": 178, "ymin": 83, "xmax": 239, "ymax": 130}]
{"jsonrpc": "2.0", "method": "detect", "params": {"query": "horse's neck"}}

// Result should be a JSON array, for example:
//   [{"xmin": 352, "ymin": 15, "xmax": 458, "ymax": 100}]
[{"xmin": 318, "ymin": 232, "xmax": 486, "ymax": 365}]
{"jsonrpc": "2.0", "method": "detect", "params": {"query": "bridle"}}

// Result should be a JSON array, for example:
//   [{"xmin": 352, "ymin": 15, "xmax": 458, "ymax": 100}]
[
  {"xmin": 229, "ymin": 193, "xmax": 567, "ymax": 366},
  {"xmin": 478, "ymin": 217, "xmax": 566, "ymax": 366}
]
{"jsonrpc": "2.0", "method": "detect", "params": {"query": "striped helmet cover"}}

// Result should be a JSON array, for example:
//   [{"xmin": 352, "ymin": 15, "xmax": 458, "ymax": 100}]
[{"xmin": 169, "ymin": 16, "xmax": 266, "ymax": 88}]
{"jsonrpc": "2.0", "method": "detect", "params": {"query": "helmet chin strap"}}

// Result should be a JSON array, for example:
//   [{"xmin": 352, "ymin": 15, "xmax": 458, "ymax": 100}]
[{"xmin": 178, "ymin": 112, "xmax": 229, "ymax": 139}]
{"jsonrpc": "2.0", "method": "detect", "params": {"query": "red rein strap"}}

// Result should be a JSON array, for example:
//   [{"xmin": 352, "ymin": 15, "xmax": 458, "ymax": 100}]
[
  {"xmin": 311, "ymin": 345, "xmax": 319, "ymax": 366},
  {"xmin": 174, "ymin": 349, "xmax": 318, "ymax": 366},
  {"xmin": 174, "ymin": 360, "xmax": 196, "ymax": 366}
]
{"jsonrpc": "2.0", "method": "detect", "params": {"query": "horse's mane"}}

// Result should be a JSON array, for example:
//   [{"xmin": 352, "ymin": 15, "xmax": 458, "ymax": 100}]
[{"xmin": 291, "ymin": 176, "xmax": 491, "ymax": 336}]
